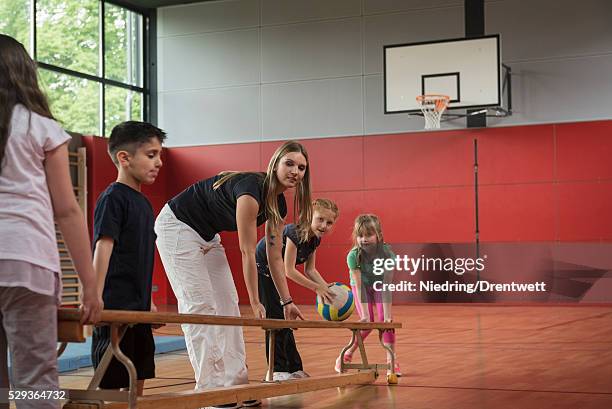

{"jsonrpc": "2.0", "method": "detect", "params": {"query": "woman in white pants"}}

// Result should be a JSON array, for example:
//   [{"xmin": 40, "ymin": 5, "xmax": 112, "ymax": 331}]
[{"xmin": 155, "ymin": 141, "xmax": 310, "ymax": 409}]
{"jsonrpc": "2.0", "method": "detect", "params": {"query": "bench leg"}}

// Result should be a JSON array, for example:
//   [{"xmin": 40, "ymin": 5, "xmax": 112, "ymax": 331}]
[
  {"xmin": 265, "ymin": 329, "xmax": 276, "ymax": 382},
  {"xmin": 62, "ymin": 403, "xmax": 103, "ymax": 408},
  {"xmin": 88, "ymin": 325, "xmax": 128, "ymax": 390},
  {"xmin": 378, "ymin": 329, "xmax": 398, "ymax": 384},
  {"xmin": 340, "ymin": 328, "xmax": 396, "ymax": 382},
  {"xmin": 355, "ymin": 331, "xmax": 369, "ymax": 368},
  {"xmin": 339, "ymin": 330, "xmax": 357, "ymax": 373},
  {"xmin": 57, "ymin": 342, "xmax": 68, "ymax": 358},
  {"xmin": 64, "ymin": 325, "xmax": 131, "ymax": 408},
  {"xmin": 340, "ymin": 330, "xmax": 372, "ymax": 372},
  {"xmin": 109, "ymin": 324, "xmax": 138, "ymax": 408}
]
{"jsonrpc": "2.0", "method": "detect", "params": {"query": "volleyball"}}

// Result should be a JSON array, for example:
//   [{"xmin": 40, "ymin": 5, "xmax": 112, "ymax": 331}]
[{"xmin": 316, "ymin": 282, "xmax": 355, "ymax": 321}]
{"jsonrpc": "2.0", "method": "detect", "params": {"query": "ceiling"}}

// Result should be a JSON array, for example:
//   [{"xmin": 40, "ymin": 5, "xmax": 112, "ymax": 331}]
[{"xmin": 116, "ymin": 0, "xmax": 214, "ymax": 10}]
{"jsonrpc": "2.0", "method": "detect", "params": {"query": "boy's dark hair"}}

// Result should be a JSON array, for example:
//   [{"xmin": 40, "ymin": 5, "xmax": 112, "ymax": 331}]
[{"xmin": 108, "ymin": 121, "xmax": 167, "ymax": 165}]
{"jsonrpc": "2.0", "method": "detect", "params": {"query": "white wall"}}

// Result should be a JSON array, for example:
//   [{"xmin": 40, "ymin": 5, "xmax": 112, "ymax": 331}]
[{"xmin": 157, "ymin": 0, "xmax": 612, "ymax": 146}]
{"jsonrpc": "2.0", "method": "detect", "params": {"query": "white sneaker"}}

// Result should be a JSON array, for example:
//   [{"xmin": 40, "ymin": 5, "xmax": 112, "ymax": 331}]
[
  {"xmin": 289, "ymin": 370, "xmax": 310, "ymax": 379},
  {"xmin": 272, "ymin": 371, "xmax": 291, "ymax": 381}
]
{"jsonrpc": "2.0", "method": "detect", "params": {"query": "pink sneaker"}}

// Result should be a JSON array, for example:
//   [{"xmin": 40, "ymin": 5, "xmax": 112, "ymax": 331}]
[
  {"xmin": 388, "ymin": 361, "xmax": 402, "ymax": 377},
  {"xmin": 334, "ymin": 353, "xmax": 353, "ymax": 373}
]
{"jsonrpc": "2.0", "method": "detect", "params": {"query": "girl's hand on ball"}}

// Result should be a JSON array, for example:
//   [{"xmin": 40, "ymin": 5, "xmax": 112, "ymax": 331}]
[{"xmin": 316, "ymin": 284, "xmax": 335, "ymax": 304}]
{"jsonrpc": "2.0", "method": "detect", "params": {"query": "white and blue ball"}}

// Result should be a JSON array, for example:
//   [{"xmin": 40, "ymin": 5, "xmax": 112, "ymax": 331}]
[{"xmin": 316, "ymin": 282, "xmax": 355, "ymax": 321}]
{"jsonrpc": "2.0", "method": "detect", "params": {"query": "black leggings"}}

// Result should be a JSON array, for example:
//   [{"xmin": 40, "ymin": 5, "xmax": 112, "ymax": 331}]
[{"xmin": 258, "ymin": 273, "xmax": 303, "ymax": 373}]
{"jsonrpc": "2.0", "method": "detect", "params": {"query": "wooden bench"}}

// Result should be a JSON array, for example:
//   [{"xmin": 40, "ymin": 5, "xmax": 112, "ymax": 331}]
[{"xmin": 58, "ymin": 308, "xmax": 401, "ymax": 409}]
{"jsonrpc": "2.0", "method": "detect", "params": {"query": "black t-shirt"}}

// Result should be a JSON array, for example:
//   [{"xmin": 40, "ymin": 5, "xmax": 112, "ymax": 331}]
[
  {"xmin": 255, "ymin": 223, "xmax": 321, "ymax": 276},
  {"xmin": 93, "ymin": 182, "xmax": 155, "ymax": 311},
  {"xmin": 169, "ymin": 173, "xmax": 287, "ymax": 241}
]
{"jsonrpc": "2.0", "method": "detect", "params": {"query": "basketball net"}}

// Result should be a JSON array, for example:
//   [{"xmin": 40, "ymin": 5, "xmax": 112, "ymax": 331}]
[{"xmin": 416, "ymin": 94, "xmax": 450, "ymax": 129}]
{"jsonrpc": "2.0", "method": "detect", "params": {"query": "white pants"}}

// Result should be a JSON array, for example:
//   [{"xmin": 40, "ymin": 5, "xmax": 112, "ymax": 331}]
[{"xmin": 154, "ymin": 204, "xmax": 248, "ymax": 390}]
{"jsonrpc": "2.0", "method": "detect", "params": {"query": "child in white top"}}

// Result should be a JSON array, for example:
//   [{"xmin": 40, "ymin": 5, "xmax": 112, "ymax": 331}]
[{"xmin": 0, "ymin": 34, "xmax": 102, "ymax": 408}]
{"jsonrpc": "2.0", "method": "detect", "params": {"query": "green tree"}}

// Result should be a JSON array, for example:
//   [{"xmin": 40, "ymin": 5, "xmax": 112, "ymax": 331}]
[
  {"xmin": 37, "ymin": 0, "xmax": 99, "ymax": 75},
  {"xmin": 36, "ymin": 0, "xmax": 100, "ymax": 134},
  {"xmin": 0, "ymin": 0, "xmax": 143, "ymax": 136},
  {"xmin": 39, "ymin": 69, "xmax": 100, "ymax": 135},
  {"xmin": 104, "ymin": 4, "xmax": 143, "ymax": 134},
  {"xmin": 0, "ymin": 0, "xmax": 31, "ymax": 51}
]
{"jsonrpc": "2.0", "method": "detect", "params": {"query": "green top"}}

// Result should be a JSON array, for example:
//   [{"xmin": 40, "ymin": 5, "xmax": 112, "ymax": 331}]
[{"xmin": 347, "ymin": 244, "xmax": 395, "ymax": 288}]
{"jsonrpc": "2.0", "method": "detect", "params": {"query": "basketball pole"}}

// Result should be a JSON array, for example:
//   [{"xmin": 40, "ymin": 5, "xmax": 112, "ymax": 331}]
[{"xmin": 473, "ymin": 138, "xmax": 480, "ymax": 285}]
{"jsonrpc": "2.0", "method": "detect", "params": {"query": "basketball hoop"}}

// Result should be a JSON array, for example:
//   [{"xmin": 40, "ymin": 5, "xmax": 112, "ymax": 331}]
[{"xmin": 416, "ymin": 94, "xmax": 450, "ymax": 129}]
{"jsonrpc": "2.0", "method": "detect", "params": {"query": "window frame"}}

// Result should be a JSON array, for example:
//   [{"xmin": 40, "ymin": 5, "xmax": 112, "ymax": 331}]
[{"xmin": 29, "ymin": 0, "xmax": 152, "ymax": 136}]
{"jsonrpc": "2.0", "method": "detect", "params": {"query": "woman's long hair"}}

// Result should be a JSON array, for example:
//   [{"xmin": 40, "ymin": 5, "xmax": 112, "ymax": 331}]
[
  {"xmin": 0, "ymin": 34, "xmax": 54, "ymax": 175},
  {"xmin": 213, "ymin": 140, "xmax": 312, "ymax": 231}
]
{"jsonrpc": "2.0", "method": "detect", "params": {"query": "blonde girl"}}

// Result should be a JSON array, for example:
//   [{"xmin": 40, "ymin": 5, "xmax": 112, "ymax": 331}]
[
  {"xmin": 335, "ymin": 214, "xmax": 401, "ymax": 376},
  {"xmin": 256, "ymin": 199, "xmax": 339, "ymax": 380}
]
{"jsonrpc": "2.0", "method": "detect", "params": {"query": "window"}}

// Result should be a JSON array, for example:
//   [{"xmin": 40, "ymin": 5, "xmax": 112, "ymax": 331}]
[
  {"xmin": 105, "ymin": 3, "xmax": 143, "ymax": 87},
  {"xmin": 0, "ymin": 0, "xmax": 148, "ymax": 136},
  {"xmin": 37, "ymin": 0, "xmax": 100, "ymax": 76},
  {"xmin": 0, "ymin": 0, "xmax": 30, "ymax": 50},
  {"xmin": 105, "ymin": 85, "xmax": 143, "ymax": 133},
  {"xmin": 40, "ymin": 69, "xmax": 101, "ymax": 135}
]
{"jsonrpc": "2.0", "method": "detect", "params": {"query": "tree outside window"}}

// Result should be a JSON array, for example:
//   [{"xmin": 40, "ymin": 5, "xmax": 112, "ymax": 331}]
[{"xmin": 0, "ymin": 0, "xmax": 147, "ymax": 136}]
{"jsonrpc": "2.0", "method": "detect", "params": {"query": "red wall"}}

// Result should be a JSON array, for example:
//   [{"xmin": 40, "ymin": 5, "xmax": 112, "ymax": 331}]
[{"xmin": 85, "ymin": 120, "xmax": 612, "ymax": 305}]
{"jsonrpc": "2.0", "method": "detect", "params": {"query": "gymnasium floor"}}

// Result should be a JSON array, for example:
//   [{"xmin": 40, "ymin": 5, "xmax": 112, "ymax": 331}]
[{"xmin": 59, "ymin": 305, "xmax": 612, "ymax": 409}]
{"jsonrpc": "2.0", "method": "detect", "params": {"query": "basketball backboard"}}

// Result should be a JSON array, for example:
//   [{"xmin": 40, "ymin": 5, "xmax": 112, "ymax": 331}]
[{"xmin": 384, "ymin": 35, "xmax": 501, "ymax": 114}]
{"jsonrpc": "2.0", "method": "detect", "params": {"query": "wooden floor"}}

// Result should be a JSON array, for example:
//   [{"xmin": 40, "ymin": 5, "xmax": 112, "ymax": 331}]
[{"xmin": 59, "ymin": 305, "xmax": 612, "ymax": 409}]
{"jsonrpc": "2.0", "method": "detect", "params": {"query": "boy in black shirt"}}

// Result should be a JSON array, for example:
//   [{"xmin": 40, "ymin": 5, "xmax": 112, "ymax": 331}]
[{"xmin": 91, "ymin": 121, "xmax": 166, "ymax": 395}]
